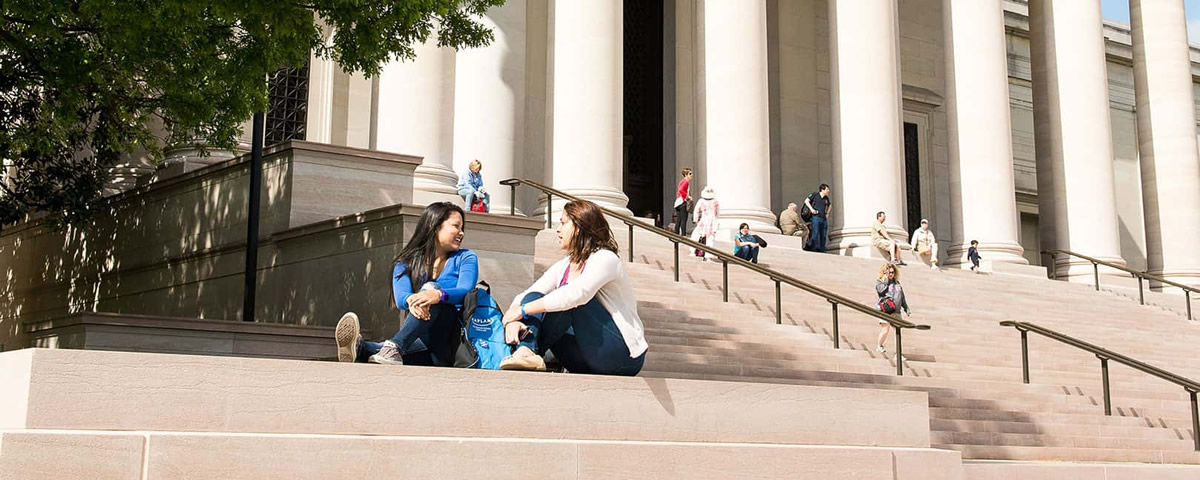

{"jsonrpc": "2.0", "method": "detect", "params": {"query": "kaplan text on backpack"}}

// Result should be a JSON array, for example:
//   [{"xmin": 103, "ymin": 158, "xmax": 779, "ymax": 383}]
[{"xmin": 456, "ymin": 281, "xmax": 511, "ymax": 369}]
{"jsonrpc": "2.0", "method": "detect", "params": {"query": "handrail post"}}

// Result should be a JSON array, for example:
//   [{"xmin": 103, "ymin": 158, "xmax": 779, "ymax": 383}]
[
  {"xmin": 673, "ymin": 242, "xmax": 680, "ymax": 282},
  {"xmin": 895, "ymin": 326, "xmax": 904, "ymax": 376},
  {"xmin": 1100, "ymin": 357, "xmax": 1111, "ymax": 416},
  {"xmin": 627, "ymin": 223, "xmax": 634, "ymax": 263},
  {"xmin": 1020, "ymin": 329, "xmax": 1030, "ymax": 384},
  {"xmin": 544, "ymin": 192, "xmax": 552, "ymax": 228},
  {"xmin": 1049, "ymin": 251, "xmax": 1057, "ymax": 279},
  {"xmin": 1093, "ymin": 262, "xmax": 1100, "ymax": 291},
  {"xmin": 507, "ymin": 183, "xmax": 517, "ymax": 216},
  {"xmin": 1187, "ymin": 292, "xmax": 1193, "ymax": 321},
  {"xmin": 774, "ymin": 279, "xmax": 781, "ymax": 325},
  {"xmin": 1189, "ymin": 389, "xmax": 1199, "ymax": 451},
  {"xmin": 722, "ymin": 260, "xmax": 729, "ymax": 303},
  {"xmin": 830, "ymin": 301, "xmax": 840, "ymax": 349},
  {"xmin": 1137, "ymin": 275, "xmax": 1144, "ymax": 305}
]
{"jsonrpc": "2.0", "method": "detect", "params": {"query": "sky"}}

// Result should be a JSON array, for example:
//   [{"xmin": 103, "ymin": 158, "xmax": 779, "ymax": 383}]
[{"xmin": 1101, "ymin": 0, "xmax": 1200, "ymax": 44}]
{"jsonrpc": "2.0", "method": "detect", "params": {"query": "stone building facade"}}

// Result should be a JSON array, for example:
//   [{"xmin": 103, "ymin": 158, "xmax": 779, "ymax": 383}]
[{"xmin": 269, "ymin": 0, "xmax": 1200, "ymax": 285}]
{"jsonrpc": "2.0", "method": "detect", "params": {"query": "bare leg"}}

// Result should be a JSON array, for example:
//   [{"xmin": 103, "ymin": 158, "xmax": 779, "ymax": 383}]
[{"xmin": 877, "ymin": 323, "xmax": 890, "ymax": 350}]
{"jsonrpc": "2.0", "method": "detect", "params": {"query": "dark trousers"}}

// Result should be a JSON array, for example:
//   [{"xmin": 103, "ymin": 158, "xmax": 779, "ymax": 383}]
[
  {"xmin": 807, "ymin": 217, "xmax": 828, "ymax": 252},
  {"xmin": 735, "ymin": 245, "xmax": 760, "ymax": 264},
  {"xmin": 516, "ymin": 292, "xmax": 645, "ymax": 376},
  {"xmin": 358, "ymin": 303, "xmax": 459, "ymax": 366},
  {"xmin": 673, "ymin": 202, "xmax": 689, "ymax": 236}
]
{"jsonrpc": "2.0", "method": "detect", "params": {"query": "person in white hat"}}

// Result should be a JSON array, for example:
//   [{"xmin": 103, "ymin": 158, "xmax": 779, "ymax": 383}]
[
  {"xmin": 691, "ymin": 185, "xmax": 720, "ymax": 260},
  {"xmin": 910, "ymin": 218, "xmax": 940, "ymax": 270}
]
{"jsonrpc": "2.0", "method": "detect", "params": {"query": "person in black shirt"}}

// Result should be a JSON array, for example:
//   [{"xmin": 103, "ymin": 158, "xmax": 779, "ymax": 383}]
[{"xmin": 804, "ymin": 184, "xmax": 832, "ymax": 252}]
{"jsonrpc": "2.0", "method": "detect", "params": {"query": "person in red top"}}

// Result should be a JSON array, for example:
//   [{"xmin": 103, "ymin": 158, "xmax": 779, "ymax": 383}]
[{"xmin": 673, "ymin": 168, "xmax": 693, "ymax": 236}]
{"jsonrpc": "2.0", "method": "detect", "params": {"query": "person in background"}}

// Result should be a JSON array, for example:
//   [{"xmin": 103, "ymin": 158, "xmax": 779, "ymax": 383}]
[
  {"xmin": 968, "ymin": 240, "xmax": 982, "ymax": 273},
  {"xmin": 498, "ymin": 199, "xmax": 648, "ymax": 376},
  {"xmin": 804, "ymin": 184, "xmax": 832, "ymax": 252},
  {"xmin": 733, "ymin": 223, "xmax": 761, "ymax": 264},
  {"xmin": 334, "ymin": 202, "xmax": 478, "ymax": 366},
  {"xmin": 457, "ymin": 159, "xmax": 490, "ymax": 213},
  {"xmin": 779, "ymin": 202, "xmax": 808, "ymax": 245},
  {"xmin": 874, "ymin": 262, "xmax": 910, "ymax": 356},
  {"xmin": 673, "ymin": 168, "xmax": 693, "ymax": 236},
  {"xmin": 910, "ymin": 219, "xmax": 940, "ymax": 270},
  {"xmin": 691, "ymin": 185, "xmax": 720, "ymax": 261},
  {"xmin": 872, "ymin": 211, "xmax": 905, "ymax": 266}
]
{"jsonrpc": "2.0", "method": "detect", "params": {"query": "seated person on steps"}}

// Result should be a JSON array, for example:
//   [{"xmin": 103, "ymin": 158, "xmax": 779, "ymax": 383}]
[
  {"xmin": 872, "ymin": 211, "xmax": 906, "ymax": 266},
  {"xmin": 909, "ymin": 219, "xmax": 940, "ymax": 270},
  {"xmin": 498, "ymin": 199, "xmax": 648, "ymax": 376},
  {"xmin": 334, "ymin": 202, "xmax": 479, "ymax": 366},
  {"xmin": 733, "ymin": 222, "xmax": 761, "ymax": 264}
]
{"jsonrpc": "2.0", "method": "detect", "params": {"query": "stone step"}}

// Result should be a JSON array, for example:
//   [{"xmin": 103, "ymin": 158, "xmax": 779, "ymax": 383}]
[
  {"xmin": 0, "ymin": 348, "xmax": 931, "ymax": 448},
  {"xmin": 961, "ymin": 460, "xmax": 1200, "ymax": 480},
  {"xmin": 0, "ymin": 430, "xmax": 965, "ymax": 480}
]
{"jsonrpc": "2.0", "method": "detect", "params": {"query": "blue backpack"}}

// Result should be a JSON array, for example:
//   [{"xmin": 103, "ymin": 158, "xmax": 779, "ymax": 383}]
[{"xmin": 455, "ymin": 281, "xmax": 510, "ymax": 369}]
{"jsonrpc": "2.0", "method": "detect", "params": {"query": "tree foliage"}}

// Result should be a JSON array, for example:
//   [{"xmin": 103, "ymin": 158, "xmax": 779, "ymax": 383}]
[{"xmin": 0, "ymin": 0, "xmax": 502, "ymax": 227}]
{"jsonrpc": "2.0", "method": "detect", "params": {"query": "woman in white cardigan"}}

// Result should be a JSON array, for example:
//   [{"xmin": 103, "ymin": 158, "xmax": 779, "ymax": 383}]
[{"xmin": 498, "ymin": 199, "xmax": 648, "ymax": 375}]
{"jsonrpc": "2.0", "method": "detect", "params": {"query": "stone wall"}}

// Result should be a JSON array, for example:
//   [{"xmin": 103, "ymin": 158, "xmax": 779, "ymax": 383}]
[{"xmin": 0, "ymin": 141, "xmax": 542, "ymax": 352}]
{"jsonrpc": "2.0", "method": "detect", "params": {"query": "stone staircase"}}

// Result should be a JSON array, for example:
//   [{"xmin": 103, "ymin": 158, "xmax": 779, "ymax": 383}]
[
  {"xmin": 0, "ymin": 348, "xmax": 959, "ymax": 479},
  {"xmin": 525, "ymin": 228, "xmax": 1200, "ymax": 474}
]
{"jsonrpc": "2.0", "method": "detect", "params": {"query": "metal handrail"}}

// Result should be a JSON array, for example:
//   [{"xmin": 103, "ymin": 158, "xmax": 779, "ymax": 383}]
[
  {"xmin": 998, "ymin": 320, "xmax": 1199, "ymax": 451},
  {"xmin": 1043, "ymin": 249, "xmax": 1197, "ymax": 320},
  {"xmin": 500, "ymin": 177, "xmax": 931, "ymax": 376}
]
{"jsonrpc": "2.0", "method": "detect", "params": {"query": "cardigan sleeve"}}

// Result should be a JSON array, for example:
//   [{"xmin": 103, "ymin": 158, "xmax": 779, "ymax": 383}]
[
  {"xmin": 393, "ymin": 262, "xmax": 415, "ymax": 309},
  {"xmin": 539, "ymin": 251, "xmax": 622, "ymax": 312}
]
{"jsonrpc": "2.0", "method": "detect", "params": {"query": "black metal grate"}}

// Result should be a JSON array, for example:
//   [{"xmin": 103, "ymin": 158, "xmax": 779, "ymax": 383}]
[
  {"xmin": 903, "ymin": 122, "xmax": 922, "ymax": 235},
  {"xmin": 265, "ymin": 63, "xmax": 309, "ymax": 146}
]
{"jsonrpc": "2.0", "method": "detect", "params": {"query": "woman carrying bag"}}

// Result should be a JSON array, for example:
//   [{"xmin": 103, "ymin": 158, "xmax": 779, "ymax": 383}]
[
  {"xmin": 874, "ymin": 261, "xmax": 910, "ymax": 356},
  {"xmin": 691, "ymin": 185, "xmax": 719, "ymax": 260}
]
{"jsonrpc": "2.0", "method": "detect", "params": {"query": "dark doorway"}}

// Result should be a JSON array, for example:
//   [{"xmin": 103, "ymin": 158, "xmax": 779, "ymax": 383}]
[
  {"xmin": 903, "ymin": 122, "xmax": 922, "ymax": 235},
  {"xmin": 623, "ymin": 0, "xmax": 665, "ymax": 223}
]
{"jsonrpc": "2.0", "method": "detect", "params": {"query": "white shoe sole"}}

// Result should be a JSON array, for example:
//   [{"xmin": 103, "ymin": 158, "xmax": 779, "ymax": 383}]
[{"xmin": 335, "ymin": 312, "xmax": 360, "ymax": 363}]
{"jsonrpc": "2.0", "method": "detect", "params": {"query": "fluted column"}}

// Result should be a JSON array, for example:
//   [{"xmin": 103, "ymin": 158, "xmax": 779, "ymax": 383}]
[
  {"xmin": 697, "ymin": 0, "xmax": 777, "ymax": 232},
  {"xmin": 943, "ymin": 0, "xmax": 1027, "ymax": 267},
  {"xmin": 1029, "ymin": 0, "xmax": 1126, "ymax": 279},
  {"xmin": 1129, "ymin": 0, "xmax": 1200, "ymax": 287},
  {"xmin": 827, "ymin": 0, "xmax": 906, "ymax": 255},
  {"xmin": 376, "ymin": 40, "xmax": 459, "ymax": 205},
  {"xmin": 453, "ymin": 0, "xmax": 527, "ymax": 215},
  {"xmin": 544, "ymin": 0, "xmax": 630, "ymax": 216}
]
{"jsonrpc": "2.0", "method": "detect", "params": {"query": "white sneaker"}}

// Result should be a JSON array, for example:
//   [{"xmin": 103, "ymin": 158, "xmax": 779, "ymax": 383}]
[
  {"xmin": 369, "ymin": 340, "xmax": 404, "ymax": 365},
  {"xmin": 335, "ymin": 312, "xmax": 361, "ymax": 363},
  {"xmin": 931, "ymin": 264, "xmax": 940, "ymax": 271},
  {"xmin": 875, "ymin": 345, "xmax": 886, "ymax": 353}
]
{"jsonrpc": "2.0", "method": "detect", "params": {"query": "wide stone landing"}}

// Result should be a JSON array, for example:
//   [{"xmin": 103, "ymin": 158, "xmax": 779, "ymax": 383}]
[{"xmin": 0, "ymin": 348, "xmax": 961, "ymax": 479}]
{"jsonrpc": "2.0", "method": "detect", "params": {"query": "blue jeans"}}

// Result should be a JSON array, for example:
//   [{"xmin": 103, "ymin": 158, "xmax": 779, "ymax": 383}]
[
  {"xmin": 735, "ymin": 245, "xmax": 760, "ymax": 264},
  {"xmin": 458, "ymin": 187, "xmax": 490, "ymax": 213},
  {"xmin": 516, "ymin": 292, "xmax": 645, "ymax": 376},
  {"xmin": 358, "ymin": 303, "xmax": 459, "ymax": 366},
  {"xmin": 808, "ymin": 217, "xmax": 828, "ymax": 252}
]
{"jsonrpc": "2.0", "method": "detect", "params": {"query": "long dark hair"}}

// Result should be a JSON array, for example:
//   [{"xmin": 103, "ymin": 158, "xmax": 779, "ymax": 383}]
[
  {"xmin": 563, "ymin": 200, "xmax": 618, "ymax": 264},
  {"xmin": 394, "ymin": 202, "xmax": 465, "ymax": 291}
]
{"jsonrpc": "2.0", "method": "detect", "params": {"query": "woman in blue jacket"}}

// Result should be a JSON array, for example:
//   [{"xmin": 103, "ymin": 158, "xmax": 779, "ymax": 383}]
[{"xmin": 334, "ymin": 202, "xmax": 479, "ymax": 366}]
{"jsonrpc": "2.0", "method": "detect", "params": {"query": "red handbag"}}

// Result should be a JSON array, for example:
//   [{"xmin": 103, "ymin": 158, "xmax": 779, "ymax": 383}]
[
  {"xmin": 878, "ymin": 297, "xmax": 898, "ymax": 314},
  {"xmin": 470, "ymin": 198, "xmax": 487, "ymax": 213}
]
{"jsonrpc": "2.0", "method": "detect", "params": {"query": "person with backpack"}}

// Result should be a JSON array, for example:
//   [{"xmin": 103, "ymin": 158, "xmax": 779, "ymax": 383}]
[
  {"xmin": 334, "ymin": 202, "xmax": 480, "ymax": 366},
  {"xmin": 874, "ymin": 261, "xmax": 910, "ymax": 356},
  {"xmin": 497, "ymin": 199, "xmax": 648, "ymax": 375},
  {"xmin": 457, "ymin": 159, "xmax": 490, "ymax": 213},
  {"xmin": 803, "ymin": 184, "xmax": 832, "ymax": 252},
  {"xmin": 778, "ymin": 203, "xmax": 808, "ymax": 244}
]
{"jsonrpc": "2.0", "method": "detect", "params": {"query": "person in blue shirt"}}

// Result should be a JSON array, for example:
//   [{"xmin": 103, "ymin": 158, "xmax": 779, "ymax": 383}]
[
  {"xmin": 334, "ymin": 202, "xmax": 479, "ymax": 366},
  {"xmin": 456, "ymin": 159, "xmax": 490, "ymax": 213},
  {"xmin": 733, "ymin": 223, "xmax": 761, "ymax": 264}
]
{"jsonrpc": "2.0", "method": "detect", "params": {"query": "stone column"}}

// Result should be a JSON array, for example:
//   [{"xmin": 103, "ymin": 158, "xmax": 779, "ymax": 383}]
[
  {"xmin": 453, "ymin": 0, "xmax": 527, "ymax": 215},
  {"xmin": 1028, "ymin": 0, "xmax": 1126, "ymax": 279},
  {"xmin": 1129, "ymin": 0, "xmax": 1200, "ymax": 287},
  {"xmin": 826, "ymin": 0, "xmax": 906, "ymax": 255},
  {"xmin": 544, "ymin": 0, "xmax": 630, "ymax": 216},
  {"xmin": 698, "ymin": 0, "xmax": 778, "ymax": 233},
  {"xmin": 942, "ymin": 0, "xmax": 1027, "ymax": 267},
  {"xmin": 375, "ymin": 40, "xmax": 459, "ymax": 205}
]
